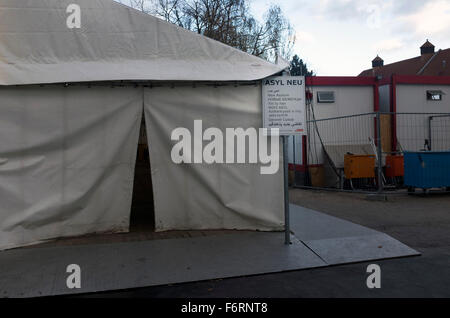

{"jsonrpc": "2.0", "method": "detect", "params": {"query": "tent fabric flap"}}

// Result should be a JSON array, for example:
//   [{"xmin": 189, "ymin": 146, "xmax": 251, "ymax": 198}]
[
  {"xmin": 0, "ymin": 84, "xmax": 285, "ymax": 250},
  {"xmin": 0, "ymin": 86, "xmax": 142, "ymax": 250},
  {"xmin": 144, "ymin": 85, "xmax": 285, "ymax": 231},
  {"xmin": 0, "ymin": 0, "xmax": 284, "ymax": 85}
]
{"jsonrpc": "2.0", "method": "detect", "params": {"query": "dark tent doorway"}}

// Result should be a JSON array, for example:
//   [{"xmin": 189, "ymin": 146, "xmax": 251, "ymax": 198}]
[{"xmin": 130, "ymin": 116, "xmax": 155, "ymax": 232}]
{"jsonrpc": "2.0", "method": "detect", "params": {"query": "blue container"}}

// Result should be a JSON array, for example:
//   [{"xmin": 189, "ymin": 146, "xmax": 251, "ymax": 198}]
[{"xmin": 404, "ymin": 151, "xmax": 450, "ymax": 189}]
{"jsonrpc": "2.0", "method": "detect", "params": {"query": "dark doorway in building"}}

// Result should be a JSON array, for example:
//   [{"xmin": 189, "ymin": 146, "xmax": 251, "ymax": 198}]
[{"xmin": 130, "ymin": 116, "xmax": 155, "ymax": 232}]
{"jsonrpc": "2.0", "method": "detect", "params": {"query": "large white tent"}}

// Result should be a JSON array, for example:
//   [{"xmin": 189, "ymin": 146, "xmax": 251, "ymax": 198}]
[{"xmin": 0, "ymin": 0, "xmax": 285, "ymax": 250}]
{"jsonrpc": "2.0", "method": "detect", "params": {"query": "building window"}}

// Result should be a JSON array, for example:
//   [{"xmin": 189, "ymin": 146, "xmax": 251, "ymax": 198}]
[
  {"xmin": 317, "ymin": 91, "xmax": 335, "ymax": 103},
  {"xmin": 427, "ymin": 90, "xmax": 444, "ymax": 101}
]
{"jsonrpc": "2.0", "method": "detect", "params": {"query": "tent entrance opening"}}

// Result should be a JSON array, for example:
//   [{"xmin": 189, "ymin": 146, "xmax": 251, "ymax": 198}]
[{"xmin": 130, "ymin": 116, "xmax": 155, "ymax": 232}]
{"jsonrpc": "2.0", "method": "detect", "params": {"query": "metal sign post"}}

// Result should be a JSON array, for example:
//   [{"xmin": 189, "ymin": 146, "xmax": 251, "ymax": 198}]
[
  {"xmin": 376, "ymin": 112, "xmax": 383, "ymax": 194},
  {"xmin": 282, "ymin": 135, "xmax": 291, "ymax": 245},
  {"xmin": 261, "ymin": 75, "xmax": 306, "ymax": 245}
]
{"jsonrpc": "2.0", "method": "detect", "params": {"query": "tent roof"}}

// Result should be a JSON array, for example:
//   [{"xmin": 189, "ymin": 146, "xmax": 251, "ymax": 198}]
[{"xmin": 0, "ymin": 0, "xmax": 284, "ymax": 86}]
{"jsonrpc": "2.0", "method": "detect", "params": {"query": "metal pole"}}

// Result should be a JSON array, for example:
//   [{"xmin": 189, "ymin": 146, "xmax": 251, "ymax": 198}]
[
  {"xmin": 428, "ymin": 116, "xmax": 433, "ymax": 151},
  {"xmin": 292, "ymin": 136, "xmax": 296, "ymax": 186},
  {"xmin": 282, "ymin": 135, "xmax": 291, "ymax": 245},
  {"xmin": 376, "ymin": 112, "xmax": 383, "ymax": 193}
]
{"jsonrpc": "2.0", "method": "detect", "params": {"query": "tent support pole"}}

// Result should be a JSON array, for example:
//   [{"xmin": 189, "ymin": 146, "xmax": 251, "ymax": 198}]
[{"xmin": 282, "ymin": 136, "xmax": 291, "ymax": 245}]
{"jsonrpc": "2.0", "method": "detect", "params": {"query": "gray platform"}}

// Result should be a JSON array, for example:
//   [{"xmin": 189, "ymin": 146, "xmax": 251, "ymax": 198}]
[
  {"xmin": 0, "ymin": 205, "xmax": 419, "ymax": 298},
  {"xmin": 289, "ymin": 205, "xmax": 419, "ymax": 265}
]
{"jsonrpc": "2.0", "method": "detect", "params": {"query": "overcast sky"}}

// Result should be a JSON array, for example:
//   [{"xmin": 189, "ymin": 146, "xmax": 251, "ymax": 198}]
[{"xmin": 250, "ymin": 0, "xmax": 450, "ymax": 76}]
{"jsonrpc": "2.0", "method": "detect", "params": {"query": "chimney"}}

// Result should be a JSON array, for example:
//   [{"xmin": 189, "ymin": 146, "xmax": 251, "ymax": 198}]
[
  {"xmin": 421, "ymin": 40, "xmax": 435, "ymax": 55},
  {"xmin": 372, "ymin": 55, "xmax": 384, "ymax": 68}
]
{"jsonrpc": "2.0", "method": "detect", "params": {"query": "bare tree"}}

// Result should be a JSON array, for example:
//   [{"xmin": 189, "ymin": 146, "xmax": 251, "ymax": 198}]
[
  {"xmin": 153, "ymin": 0, "xmax": 185, "ymax": 26},
  {"xmin": 119, "ymin": 0, "xmax": 152, "ymax": 13}
]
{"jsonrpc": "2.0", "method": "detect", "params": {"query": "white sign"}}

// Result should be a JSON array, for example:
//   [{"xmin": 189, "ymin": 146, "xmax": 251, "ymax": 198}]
[{"xmin": 262, "ymin": 76, "xmax": 306, "ymax": 136}]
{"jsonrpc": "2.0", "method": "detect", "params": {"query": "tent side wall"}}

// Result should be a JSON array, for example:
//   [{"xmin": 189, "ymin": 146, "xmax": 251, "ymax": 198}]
[
  {"xmin": 0, "ymin": 83, "xmax": 284, "ymax": 250},
  {"xmin": 0, "ymin": 86, "xmax": 142, "ymax": 250},
  {"xmin": 144, "ymin": 84, "xmax": 284, "ymax": 232}
]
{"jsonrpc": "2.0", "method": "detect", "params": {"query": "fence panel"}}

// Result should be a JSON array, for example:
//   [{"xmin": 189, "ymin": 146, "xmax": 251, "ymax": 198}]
[
  {"xmin": 305, "ymin": 113, "xmax": 377, "ymax": 189},
  {"xmin": 292, "ymin": 112, "xmax": 450, "ymax": 192},
  {"xmin": 430, "ymin": 115, "xmax": 450, "ymax": 151}
]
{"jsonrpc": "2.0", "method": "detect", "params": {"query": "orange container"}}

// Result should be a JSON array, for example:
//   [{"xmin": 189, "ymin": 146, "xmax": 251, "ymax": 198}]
[
  {"xmin": 385, "ymin": 155, "xmax": 404, "ymax": 177},
  {"xmin": 344, "ymin": 154, "xmax": 376, "ymax": 179}
]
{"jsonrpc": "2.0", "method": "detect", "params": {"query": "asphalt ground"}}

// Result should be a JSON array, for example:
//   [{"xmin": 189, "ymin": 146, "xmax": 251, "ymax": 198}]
[{"xmin": 78, "ymin": 189, "xmax": 450, "ymax": 298}]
